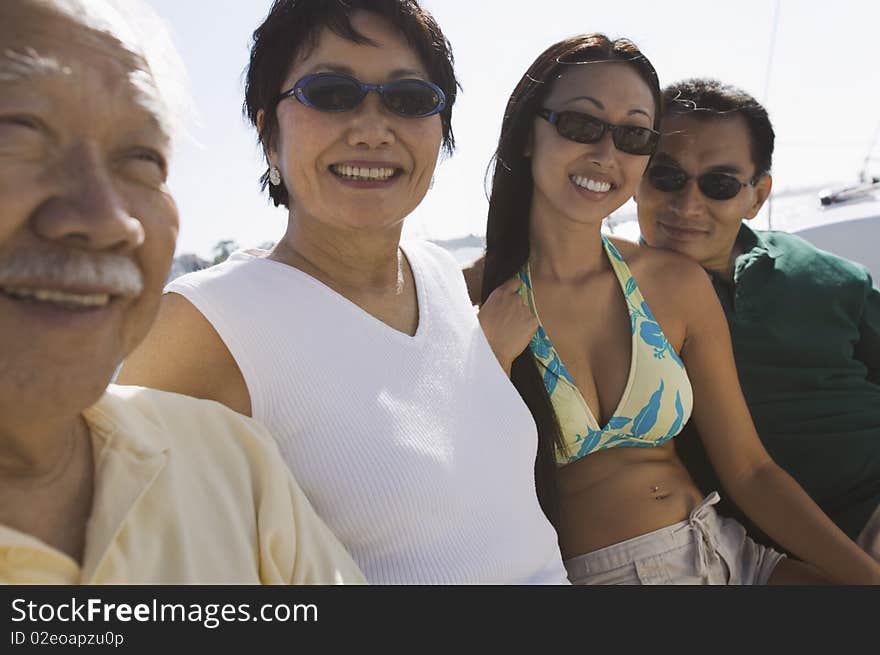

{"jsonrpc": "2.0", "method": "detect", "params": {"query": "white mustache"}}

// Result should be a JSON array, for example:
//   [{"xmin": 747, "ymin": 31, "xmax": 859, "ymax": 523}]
[{"xmin": 0, "ymin": 246, "xmax": 144, "ymax": 296}]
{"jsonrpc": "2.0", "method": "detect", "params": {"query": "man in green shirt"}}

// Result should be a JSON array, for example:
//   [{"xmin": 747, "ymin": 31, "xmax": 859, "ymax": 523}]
[{"xmin": 634, "ymin": 78, "xmax": 880, "ymax": 559}]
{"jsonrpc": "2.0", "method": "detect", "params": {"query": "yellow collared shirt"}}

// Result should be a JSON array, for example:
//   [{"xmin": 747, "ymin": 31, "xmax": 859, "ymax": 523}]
[{"xmin": 0, "ymin": 385, "xmax": 365, "ymax": 585}]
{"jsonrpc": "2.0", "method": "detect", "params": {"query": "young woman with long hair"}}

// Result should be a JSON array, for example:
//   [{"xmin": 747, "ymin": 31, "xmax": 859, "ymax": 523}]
[{"xmin": 476, "ymin": 33, "xmax": 880, "ymax": 584}]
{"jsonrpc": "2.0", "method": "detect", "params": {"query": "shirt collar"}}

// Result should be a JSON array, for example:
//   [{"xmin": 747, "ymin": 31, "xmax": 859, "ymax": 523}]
[
  {"xmin": 78, "ymin": 387, "xmax": 169, "ymax": 582},
  {"xmin": 0, "ymin": 388, "xmax": 169, "ymax": 583},
  {"xmin": 639, "ymin": 222, "xmax": 778, "ymax": 286},
  {"xmin": 731, "ymin": 223, "xmax": 780, "ymax": 284}
]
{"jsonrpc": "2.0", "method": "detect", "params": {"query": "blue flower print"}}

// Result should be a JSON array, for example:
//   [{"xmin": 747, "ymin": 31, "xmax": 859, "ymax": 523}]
[
  {"xmin": 639, "ymin": 320, "xmax": 670, "ymax": 360},
  {"xmin": 663, "ymin": 391, "xmax": 685, "ymax": 440},
  {"xmin": 666, "ymin": 343, "xmax": 684, "ymax": 368},
  {"xmin": 557, "ymin": 359, "xmax": 575, "ymax": 386},
  {"xmin": 530, "ymin": 325, "xmax": 552, "ymax": 359},
  {"xmin": 603, "ymin": 236, "xmax": 626, "ymax": 263},
  {"xmin": 543, "ymin": 355, "xmax": 562, "ymax": 396},
  {"xmin": 529, "ymin": 322, "xmax": 576, "ymax": 397},
  {"xmin": 571, "ymin": 415, "xmax": 632, "ymax": 460},
  {"xmin": 542, "ymin": 353, "xmax": 575, "ymax": 397},
  {"xmin": 571, "ymin": 427, "xmax": 604, "ymax": 461},
  {"xmin": 605, "ymin": 416, "xmax": 632, "ymax": 430},
  {"xmin": 631, "ymin": 380, "xmax": 664, "ymax": 438},
  {"xmin": 637, "ymin": 310, "xmax": 684, "ymax": 368}
]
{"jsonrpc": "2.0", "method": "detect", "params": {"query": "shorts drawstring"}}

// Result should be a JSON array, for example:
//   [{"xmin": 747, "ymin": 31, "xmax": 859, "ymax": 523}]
[
  {"xmin": 685, "ymin": 492, "xmax": 723, "ymax": 581},
  {"xmin": 565, "ymin": 491, "xmax": 784, "ymax": 584}
]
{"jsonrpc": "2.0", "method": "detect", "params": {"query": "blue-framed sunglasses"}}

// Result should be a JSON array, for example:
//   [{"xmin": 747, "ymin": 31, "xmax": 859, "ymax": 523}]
[{"xmin": 277, "ymin": 72, "xmax": 446, "ymax": 118}]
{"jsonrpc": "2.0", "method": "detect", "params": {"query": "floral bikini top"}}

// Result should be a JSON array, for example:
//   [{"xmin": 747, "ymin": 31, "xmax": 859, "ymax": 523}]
[{"xmin": 518, "ymin": 236, "xmax": 694, "ymax": 466}]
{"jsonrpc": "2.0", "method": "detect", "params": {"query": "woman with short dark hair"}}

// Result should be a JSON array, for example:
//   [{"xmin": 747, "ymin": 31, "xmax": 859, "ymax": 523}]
[{"xmin": 120, "ymin": 0, "xmax": 568, "ymax": 585}]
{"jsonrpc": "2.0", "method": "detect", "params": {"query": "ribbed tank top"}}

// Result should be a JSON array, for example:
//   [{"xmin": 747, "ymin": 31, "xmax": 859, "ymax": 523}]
[{"xmin": 166, "ymin": 240, "xmax": 567, "ymax": 584}]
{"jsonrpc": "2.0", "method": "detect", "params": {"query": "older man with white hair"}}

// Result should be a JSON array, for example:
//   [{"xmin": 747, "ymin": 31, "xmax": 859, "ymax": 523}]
[{"xmin": 0, "ymin": 0, "xmax": 364, "ymax": 584}]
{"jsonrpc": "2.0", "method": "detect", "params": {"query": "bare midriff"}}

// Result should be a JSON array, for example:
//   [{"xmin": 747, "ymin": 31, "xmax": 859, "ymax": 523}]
[{"xmin": 555, "ymin": 440, "xmax": 705, "ymax": 559}]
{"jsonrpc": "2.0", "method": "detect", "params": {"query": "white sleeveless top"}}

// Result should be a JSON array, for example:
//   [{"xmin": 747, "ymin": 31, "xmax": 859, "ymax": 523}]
[{"xmin": 166, "ymin": 240, "xmax": 567, "ymax": 584}]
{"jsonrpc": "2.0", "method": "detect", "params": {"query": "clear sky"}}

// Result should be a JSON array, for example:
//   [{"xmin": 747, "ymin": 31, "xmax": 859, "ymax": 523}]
[{"xmin": 146, "ymin": 0, "xmax": 880, "ymax": 260}]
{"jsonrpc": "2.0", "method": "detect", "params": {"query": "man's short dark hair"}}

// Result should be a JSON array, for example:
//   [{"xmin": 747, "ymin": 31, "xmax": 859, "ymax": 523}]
[
  {"xmin": 662, "ymin": 78, "xmax": 774, "ymax": 179},
  {"xmin": 244, "ymin": 0, "xmax": 458, "ymax": 208}
]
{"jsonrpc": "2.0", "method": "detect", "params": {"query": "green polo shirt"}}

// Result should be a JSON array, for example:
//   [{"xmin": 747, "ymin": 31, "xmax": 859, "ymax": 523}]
[{"xmin": 676, "ymin": 224, "xmax": 880, "ymax": 543}]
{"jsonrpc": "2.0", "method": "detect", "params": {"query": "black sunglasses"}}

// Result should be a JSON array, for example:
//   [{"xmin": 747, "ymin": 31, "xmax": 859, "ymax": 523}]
[
  {"xmin": 647, "ymin": 164, "xmax": 756, "ymax": 201},
  {"xmin": 277, "ymin": 72, "xmax": 446, "ymax": 118},
  {"xmin": 537, "ymin": 108, "xmax": 659, "ymax": 156}
]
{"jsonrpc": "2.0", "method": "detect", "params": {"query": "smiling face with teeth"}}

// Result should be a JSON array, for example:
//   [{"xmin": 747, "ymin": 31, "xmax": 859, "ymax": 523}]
[
  {"xmin": 528, "ymin": 62, "xmax": 656, "ymax": 231},
  {"xmin": 267, "ymin": 10, "xmax": 442, "ymax": 235},
  {"xmin": 0, "ymin": 0, "xmax": 179, "ymax": 425}
]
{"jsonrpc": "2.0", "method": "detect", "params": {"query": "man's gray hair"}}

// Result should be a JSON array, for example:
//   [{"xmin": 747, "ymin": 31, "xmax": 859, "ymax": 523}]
[{"xmin": 29, "ymin": 0, "xmax": 194, "ymax": 153}]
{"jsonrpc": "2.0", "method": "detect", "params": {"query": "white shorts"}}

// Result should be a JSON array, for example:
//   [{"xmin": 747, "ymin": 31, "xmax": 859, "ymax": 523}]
[{"xmin": 563, "ymin": 492, "xmax": 786, "ymax": 585}]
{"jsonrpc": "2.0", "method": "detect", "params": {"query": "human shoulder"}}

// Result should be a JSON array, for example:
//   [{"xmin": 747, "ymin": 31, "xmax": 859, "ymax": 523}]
[
  {"xmin": 92, "ymin": 387, "xmax": 366, "ymax": 585},
  {"xmin": 610, "ymin": 237, "xmax": 716, "ymax": 340},
  {"xmin": 401, "ymin": 238, "xmax": 459, "ymax": 269},
  {"xmin": 401, "ymin": 238, "xmax": 473, "ymax": 299},
  {"xmin": 166, "ymin": 249, "xmax": 271, "ymax": 294},
  {"xmin": 759, "ymin": 230, "xmax": 872, "ymax": 283},
  {"xmin": 610, "ymin": 236, "xmax": 710, "ymax": 292},
  {"xmin": 93, "ymin": 385, "xmax": 283, "ymax": 484},
  {"xmin": 96, "ymin": 385, "xmax": 272, "ymax": 453},
  {"xmin": 115, "ymin": 291, "xmax": 251, "ymax": 415}
]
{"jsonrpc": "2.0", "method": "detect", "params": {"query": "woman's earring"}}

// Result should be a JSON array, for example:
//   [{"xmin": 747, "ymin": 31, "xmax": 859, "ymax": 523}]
[{"xmin": 269, "ymin": 166, "xmax": 282, "ymax": 186}]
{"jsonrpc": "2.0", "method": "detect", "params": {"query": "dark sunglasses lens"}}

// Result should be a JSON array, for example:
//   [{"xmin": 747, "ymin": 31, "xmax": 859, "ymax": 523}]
[
  {"xmin": 699, "ymin": 173, "xmax": 743, "ymax": 200},
  {"xmin": 613, "ymin": 126, "xmax": 658, "ymax": 155},
  {"xmin": 383, "ymin": 80, "xmax": 442, "ymax": 117},
  {"xmin": 556, "ymin": 112, "xmax": 605, "ymax": 143},
  {"xmin": 648, "ymin": 166, "xmax": 688, "ymax": 192},
  {"xmin": 301, "ymin": 75, "xmax": 364, "ymax": 111}
]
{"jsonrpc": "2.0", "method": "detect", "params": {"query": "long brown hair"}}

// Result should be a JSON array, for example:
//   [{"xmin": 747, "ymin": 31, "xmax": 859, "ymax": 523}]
[{"xmin": 481, "ymin": 34, "xmax": 661, "ymax": 524}]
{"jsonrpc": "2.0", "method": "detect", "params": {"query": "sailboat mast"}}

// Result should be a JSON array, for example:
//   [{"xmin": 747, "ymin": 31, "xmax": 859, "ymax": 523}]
[{"xmin": 763, "ymin": 0, "xmax": 782, "ymax": 229}]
